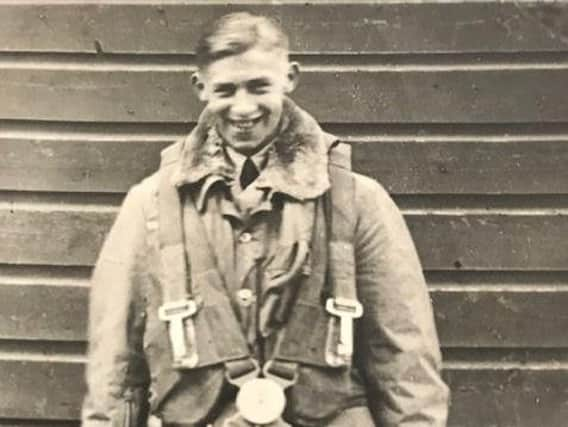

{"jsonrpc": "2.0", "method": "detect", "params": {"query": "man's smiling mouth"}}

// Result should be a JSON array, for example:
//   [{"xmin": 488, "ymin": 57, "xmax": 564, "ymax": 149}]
[{"xmin": 228, "ymin": 116, "xmax": 263, "ymax": 130}]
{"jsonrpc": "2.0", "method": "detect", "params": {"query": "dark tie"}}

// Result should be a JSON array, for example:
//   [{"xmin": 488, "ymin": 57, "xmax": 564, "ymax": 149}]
[{"xmin": 239, "ymin": 157, "xmax": 259, "ymax": 189}]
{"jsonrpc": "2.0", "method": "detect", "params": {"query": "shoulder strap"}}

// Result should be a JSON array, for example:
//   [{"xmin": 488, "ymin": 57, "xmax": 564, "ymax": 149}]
[
  {"xmin": 273, "ymin": 140, "xmax": 362, "ymax": 368},
  {"xmin": 158, "ymin": 141, "xmax": 191, "ymax": 303},
  {"xmin": 151, "ymin": 141, "xmax": 252, "ymax": 410},
  {"xmin": 326, "ymin": 140, "xmax": 358, "ymax": 301},
  {"xmin": 157, "ymin": 141, "xmax": 202, "ymax": 368},
  {"xmin": 324, "ymin": 141, "xmax": 363, "ymax": 366}
]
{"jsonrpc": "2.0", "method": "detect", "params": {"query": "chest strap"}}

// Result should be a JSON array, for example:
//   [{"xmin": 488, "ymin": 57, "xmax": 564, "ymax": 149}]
[
  {"xmin": 157, "ymin": 143, "xmax": 250, "ymax": 370},
  {"xmin": 324, "ymin": 141, "xmax": 362, "ymax": 366},
  {"xmin": 157, "ymin": 150, "xmax": 200, "ymax": 368},
  {"xmin": 269, "ymin": 141, "xmax": 362, "ymax": 369}
]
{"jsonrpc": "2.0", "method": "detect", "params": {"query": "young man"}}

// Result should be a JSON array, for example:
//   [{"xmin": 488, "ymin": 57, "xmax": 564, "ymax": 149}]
[{"xmin": 82, "ymin": 12, "xmax": 449, "ymax": 427}]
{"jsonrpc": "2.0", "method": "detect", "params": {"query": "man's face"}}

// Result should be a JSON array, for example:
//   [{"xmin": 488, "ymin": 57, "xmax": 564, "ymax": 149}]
[{"xmin": 195, "ymin": 47, "xmax": 298, "ymax": 155}]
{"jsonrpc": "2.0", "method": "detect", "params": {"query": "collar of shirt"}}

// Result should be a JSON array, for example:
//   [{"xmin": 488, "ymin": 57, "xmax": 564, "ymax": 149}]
[{"xmin": 224, "ymin": 141, "xmax": 273, "ymax": 183}]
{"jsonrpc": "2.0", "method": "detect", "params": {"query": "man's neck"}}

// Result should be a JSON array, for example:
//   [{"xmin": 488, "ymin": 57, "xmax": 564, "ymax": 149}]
[{"xmin": 224, "ymin": 139, "xmax": 273, "ymax": 173}]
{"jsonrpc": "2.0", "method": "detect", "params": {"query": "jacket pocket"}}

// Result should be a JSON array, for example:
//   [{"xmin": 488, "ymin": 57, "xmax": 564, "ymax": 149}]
[{"xmin": 285, "ymin": 365, "xmax": 367, "ymax": 426}]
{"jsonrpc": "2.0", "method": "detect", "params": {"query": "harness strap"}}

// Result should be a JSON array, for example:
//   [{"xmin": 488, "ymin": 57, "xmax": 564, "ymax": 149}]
[
  {"xmin": 324, "ymin": 141, "xmax": 363, "ymax": 366},
  {"xmin": 326, "ymin": 141, "xmax": 357, "ymax": 300},
  {"xmin": 158, "ymin": 145, "xmax": 201, "ymax": 368},
  {"xmin": 153, "ymin": 143, "xmax": 252, "ymax": 412},
  {"xmin": 158, "ymin": 145, "xmax": 192, "ymax": 303},
  {"xmin": 270, "ymin": 141, "xmax": 362, "ymax": 368},
  {"xmin": 157, "ymin": 142, "xmax": 250, "ymax": 370}
]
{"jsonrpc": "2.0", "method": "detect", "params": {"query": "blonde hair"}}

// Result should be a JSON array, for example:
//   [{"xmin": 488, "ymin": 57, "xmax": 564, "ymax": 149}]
[{"xmin": 195, "ymin": 12, "xmax": 289, "ymax": 69}]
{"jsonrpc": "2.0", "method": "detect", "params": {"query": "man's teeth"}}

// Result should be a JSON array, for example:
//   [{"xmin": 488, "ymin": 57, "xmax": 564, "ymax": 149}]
[
  {"xmin": 234, "ymin": 120, "xmax": 254, "ymax": 129},
  {"xmin": 231, "ymin": 117, "xmax": 261, "ymax": 129}
]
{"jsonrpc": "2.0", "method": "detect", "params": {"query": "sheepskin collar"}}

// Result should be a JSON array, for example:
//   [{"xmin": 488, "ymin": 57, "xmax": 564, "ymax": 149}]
[{"xmin": 171, "ymin": 98, "xmax": 336, "ymax": 201}]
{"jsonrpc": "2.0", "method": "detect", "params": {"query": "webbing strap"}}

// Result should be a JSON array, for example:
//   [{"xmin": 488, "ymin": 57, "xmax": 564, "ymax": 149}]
[
  {"xmin": 182, "ymin": 193, "xmax": 224, "ymax": 290},
  {"xmin": 272, "ymin": 141, "xmax": 361, "ymax": 368},
  {"xmin": 158, "ymin": 160, "xmax": 191, "ymax": 303},
  {"xmin": 158, "ymin": 148, "xmax": 250, "ymax": 362},
  {"xmin": 324, "ymin": 142, "xmax": 363, "ymax": 366},
  {"xmin": 153, "ymin": 145, "xmax": 252, "ymax": 411},
  {"xmin": 326, "ymin": 141, "xmax": 357, "ymax": 301},
  {"xmin": 157, "ymin": 150, "xmax": 203, "ymax": 369}
]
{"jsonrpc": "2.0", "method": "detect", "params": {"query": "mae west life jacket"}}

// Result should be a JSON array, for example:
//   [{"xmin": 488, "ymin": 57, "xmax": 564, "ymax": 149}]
[{"xmin": 141, "ymin": 138, "xmax": 367, "ymax": 426}]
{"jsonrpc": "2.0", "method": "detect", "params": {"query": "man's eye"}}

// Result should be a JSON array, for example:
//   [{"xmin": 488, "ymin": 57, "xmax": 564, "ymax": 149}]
[
  {"xmin": 214, "ymin": 86, "xmax": 235, "ymax": 97},
  {"xmin": 248, "ymin": 81, "xmax": 270, "ymax": 94}
]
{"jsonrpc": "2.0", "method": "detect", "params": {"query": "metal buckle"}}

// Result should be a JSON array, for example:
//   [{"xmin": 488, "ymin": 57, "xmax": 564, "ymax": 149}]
[
  {"xmin": 158, "ymin": 299, "xmax": 199, "ymax": 368},
  {"xmin": 236, "ymin": 377, "xmax": 286, "ymax": 425},
  {"xmin": 227, "ymin": 360, "xmax": 296, "ymax": 425},
  {"xmin": 225, "ymin": 358, "xmax": 261, "ymax": 388},
  {"xmin": 158, "ymin": 299, "xmax": 198, "ymax": 320},
  {"xmin": 325, "ymin": 297, "xmax": 363, "ymax": 365},
  {"xmin": 262, "ymin": 360, "xmax": 298, "ymax": 389}
]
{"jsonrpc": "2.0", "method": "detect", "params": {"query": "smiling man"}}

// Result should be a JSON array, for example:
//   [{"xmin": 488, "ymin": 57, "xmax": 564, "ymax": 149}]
[
  {"xmin": 82, "ymin": 12, "xmax": 449, "ymax": 427},
  {"xmin": 196, "ymin": 40, "xmax": 295, "ymax": 156}
]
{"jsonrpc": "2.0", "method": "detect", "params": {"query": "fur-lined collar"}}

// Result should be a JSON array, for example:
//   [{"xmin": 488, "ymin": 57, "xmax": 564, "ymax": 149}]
[{"xmin": 171, "ymin": 98, "xmax": 336, "ymax": 201}]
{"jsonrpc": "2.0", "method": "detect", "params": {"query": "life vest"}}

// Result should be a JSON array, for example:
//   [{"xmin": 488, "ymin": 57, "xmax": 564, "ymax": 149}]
[{"xmin": 143, "ymin": 136, "xmax": 366, "ymax": 426}]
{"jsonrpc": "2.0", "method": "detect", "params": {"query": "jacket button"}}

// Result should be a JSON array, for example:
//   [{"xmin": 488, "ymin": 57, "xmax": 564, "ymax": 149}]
[
  {"xmin": 239, "ymin": 232, "xmax": 253, "ymax": 243},
  {"xmin": 236, "ymin": 288, "xmax": 255, "ymax": 306}
]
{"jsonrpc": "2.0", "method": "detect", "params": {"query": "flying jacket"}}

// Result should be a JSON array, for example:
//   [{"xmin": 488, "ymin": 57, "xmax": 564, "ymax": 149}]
[{"xmin": 82, "ymin": 99, "xmax": 449, "ymax": 427}]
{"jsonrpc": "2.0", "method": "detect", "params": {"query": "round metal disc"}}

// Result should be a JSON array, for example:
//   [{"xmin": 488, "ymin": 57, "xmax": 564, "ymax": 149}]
[{"xmin": 236, "ymin": 378, "xmax": 286, "ymax": 424}]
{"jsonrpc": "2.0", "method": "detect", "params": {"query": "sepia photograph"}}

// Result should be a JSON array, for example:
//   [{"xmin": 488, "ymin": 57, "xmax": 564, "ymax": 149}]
[{"xmin": 1, "ymin": 1, "xmax": 568, "ymax": 426}]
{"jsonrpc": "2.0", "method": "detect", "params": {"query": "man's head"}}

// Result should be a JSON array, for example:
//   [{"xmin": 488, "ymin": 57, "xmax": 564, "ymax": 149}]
[{"xmin": 192, "ymin": 12, "xmax": 300, "ymax": 156}]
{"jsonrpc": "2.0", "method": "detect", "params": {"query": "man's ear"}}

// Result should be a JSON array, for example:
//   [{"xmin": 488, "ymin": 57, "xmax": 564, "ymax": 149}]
[
  {"xmin": 191, "ymin": 72, "xmax": 208, "ymax": 102},
  {"xmin": 284, "ymin": 61, "xmax": 300, "ymax": 93}
]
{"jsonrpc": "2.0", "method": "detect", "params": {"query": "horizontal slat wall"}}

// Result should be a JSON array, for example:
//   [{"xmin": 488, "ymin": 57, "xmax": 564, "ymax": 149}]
[
  {"xmin": 4, "ymin": 359, "xmax": 568, "ymax": 426},
  {"xmin": 0, "ymin": 2, "xmax": 567, "ymax": 54},
  {"xmin": 4, "ymin": 133, "xmax": 568, "ymax": 194},
  {"xmin": 1, "ymin": 66, "xmax": 568, "ymax": 123},
  {"xmin": 1, "ymin": 2, "xmax": 568, "ymax": 426},
  {"xmin": 3, "ymin": 205, "xmax": 568, "ymax": 270},
  {"xmin": 3, "ymin": 275, "xmax": 568, "ymax": 348}
]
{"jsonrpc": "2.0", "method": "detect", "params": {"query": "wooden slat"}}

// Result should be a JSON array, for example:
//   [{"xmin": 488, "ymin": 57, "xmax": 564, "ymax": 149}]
[
  {"xmin": 0, "ymin": 2, "xmax": 566, "ymax": 54},
  {"xmin": 0, "ymin": 284, "xmax": 87, "ymax": 342},
  {"xmin": 3, "ymin": 282, "xmax": 568, "ymax": 349},
  {"xmin": 2, "ymin": 359, "xmax": 568, "ymax": 426},
  {"xmin": 0, "ymin": 208, "xmax": 115, "ymax": 267},
  {"xmin": 2, "ymin": 207, "xmax": 567, "ymax": 270},
  {"xmin": 406, "ymin": 213, "xmax": 568, "ymax": 271},
  {"xmin": 0, "ymin": 138, "xmax": 168, "ymax": 193},
  {"xmin": 1, "ymin": 67, "xmax": 567, "ymax": 123},
  {"xmin": 352, "ymin": 139, "xmax": 568, "ymax": 195},
  {"xmin": 0, "ymin": 360, "xmax": 84, "ymax": 421},
  {"xmin": 433, "ymin": 290, "xmax": 568, "ymax": 348},
  {"xmin": 4, "ymin": 136, "xmax": 568, "ymax": 194},
  {"xmin": 445, "ymin": 366, "xmax": 568, "ymax": 427}
]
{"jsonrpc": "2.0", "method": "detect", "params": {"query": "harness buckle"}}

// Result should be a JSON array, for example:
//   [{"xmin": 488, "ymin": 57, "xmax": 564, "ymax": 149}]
[
  {"xmin": 158, "ymin": 299, "xmax": 199, "ymax": 368},
  {"xmin": 226, "ymin": 359, "xmax": 297, "ymax": 425},
  {"xmin": 325, "ymin": 297, "xmax": 363, "ymax": 366}
]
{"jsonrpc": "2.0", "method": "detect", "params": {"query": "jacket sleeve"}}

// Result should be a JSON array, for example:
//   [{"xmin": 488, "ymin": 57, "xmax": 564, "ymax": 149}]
[
  {"xmin": 82, "ymin": 185, "xmax": 150, "ymax": 427},
  {"xmin": 353, "ymin": 174, "xmax": 449, "ymax": 427}
]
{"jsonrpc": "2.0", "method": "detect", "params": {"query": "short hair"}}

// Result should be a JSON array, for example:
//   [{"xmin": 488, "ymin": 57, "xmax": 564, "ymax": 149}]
[{"xmin": 195, "ymin": 12, "xmax": 289, "ymax": 69}]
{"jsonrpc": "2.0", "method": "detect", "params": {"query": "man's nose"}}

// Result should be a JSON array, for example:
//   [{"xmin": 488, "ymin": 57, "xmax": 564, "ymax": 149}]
[{"xmin": 231, "ymin": 89, "xmax": 257, "ymax": 117}]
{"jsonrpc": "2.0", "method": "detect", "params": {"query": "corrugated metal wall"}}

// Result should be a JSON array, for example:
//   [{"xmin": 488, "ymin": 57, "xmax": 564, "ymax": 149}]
[{"xmin": 1, "ymin": 2, "xmax": 568, "ymax": 426}]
